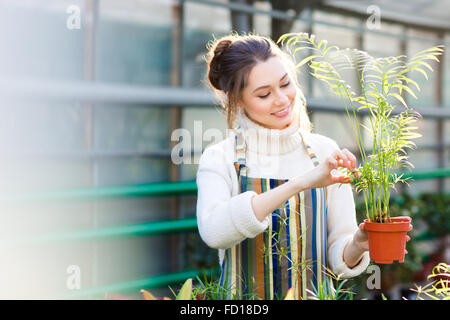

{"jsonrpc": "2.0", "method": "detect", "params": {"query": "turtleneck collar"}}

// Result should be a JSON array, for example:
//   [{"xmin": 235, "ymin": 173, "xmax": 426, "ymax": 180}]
[{"xmin": 236, "ymin": 106, "xmax": 303, "ymax": 156}]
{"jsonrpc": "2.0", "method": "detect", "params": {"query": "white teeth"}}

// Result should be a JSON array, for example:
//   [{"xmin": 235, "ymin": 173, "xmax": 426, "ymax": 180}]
[{"xmin": 273, "ymin": 106, "xmax": 289, "ymax": 115}]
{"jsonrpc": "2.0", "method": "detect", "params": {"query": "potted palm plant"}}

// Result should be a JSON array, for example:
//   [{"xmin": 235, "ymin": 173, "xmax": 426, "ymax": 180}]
[{"xmin": 278, "ymin": 32, "xmax": 443, "ymax": 264}]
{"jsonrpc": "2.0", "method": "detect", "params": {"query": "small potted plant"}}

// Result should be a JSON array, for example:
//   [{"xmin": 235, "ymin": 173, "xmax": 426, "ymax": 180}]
[{"xmin": 278, "ymin": 32, "xmax": 443, "ymax": 264}]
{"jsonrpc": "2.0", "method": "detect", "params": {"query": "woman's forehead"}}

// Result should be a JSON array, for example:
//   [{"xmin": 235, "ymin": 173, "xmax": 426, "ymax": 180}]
[{"xmin": 248, "ymin": 56, "xmax": 290, "ymax": 87}]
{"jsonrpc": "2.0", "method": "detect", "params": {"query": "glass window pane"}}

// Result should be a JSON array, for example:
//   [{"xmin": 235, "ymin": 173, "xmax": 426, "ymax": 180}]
[
  {"xmin": 443, "ymin": 34, "xmax": 450, "ymax": 106},
  {"xmin": 183, "ymin": 1, "xmax": 231, "ymax": 89},
  {"xmin": 402, "ymin": 149, "xmax": 439, "ymax": 195},
  {"xmin": 363, "ymin": 22, "xmax": 403, "ymax": 57},
  {"xmin": 406, "ymin": 29, "xmax": 441, "ymax": 108},
  {"xmin": 0, "ymin": 0, "xmax": 84, "ymax": 80},
  {"xmin": 311, "ymin": 11, "xmax": 359, "ymax": 99},
  {"xmin": 180, "ymin": 106, "xmax": 228, "ymax": 181},
  {"xmin": 253, "ymin": 1, "xmax": 272, "ymax": 36},
  {"xmin": 312, "ymin": 112, "xmax": 359, "ymax": 151},
  {"xmin": 97, "ymin": 0, "xmax": 173, "ymax": 85},
  {"xmin": 445, "ymin": 120, "xmax": 450, "ymax": 145},
  {"xmin": 415, "ymin": 119, "xmax": 437, "ymax": 147}
]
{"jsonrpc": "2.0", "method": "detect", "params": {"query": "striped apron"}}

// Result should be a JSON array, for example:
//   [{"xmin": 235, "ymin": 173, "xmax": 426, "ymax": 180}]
[{"xmin": 218, "ymin": 130, "xmax": 329, "ymax": 300}]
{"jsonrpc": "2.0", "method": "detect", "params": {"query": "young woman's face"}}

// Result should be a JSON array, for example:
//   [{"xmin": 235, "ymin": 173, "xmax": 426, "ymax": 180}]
[{"xmin": 240, "ymin": 56, "xmax": 297, "ymax": 130}]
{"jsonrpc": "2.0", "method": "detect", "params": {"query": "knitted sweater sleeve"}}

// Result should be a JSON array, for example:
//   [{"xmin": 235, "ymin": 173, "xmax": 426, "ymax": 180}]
[
  {"xmin": 317, "ymin": 136, "xmax": 370, "ymax": 278},
  {"xmin": 196, "ymin": 141, "xmax": 270, "ymax": 250},
  {"xmin": 327, "ymin": 182, "xmax": 371, "ymax": 278}
]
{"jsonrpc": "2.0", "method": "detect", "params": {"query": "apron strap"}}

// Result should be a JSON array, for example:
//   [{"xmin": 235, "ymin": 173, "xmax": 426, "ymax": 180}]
[
  {"xmin": 234, "ymin": 126, "xmax": 248, "ymax": 178},
  {"xmin": 299, "ymin": 131, "xmax": 320, "ymax": 168}
]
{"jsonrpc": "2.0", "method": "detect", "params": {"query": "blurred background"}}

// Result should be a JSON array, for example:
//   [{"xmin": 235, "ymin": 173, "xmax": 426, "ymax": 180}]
[{"xmin": 0, "ymin": 0, "xmax": 448, "ymax": 299}]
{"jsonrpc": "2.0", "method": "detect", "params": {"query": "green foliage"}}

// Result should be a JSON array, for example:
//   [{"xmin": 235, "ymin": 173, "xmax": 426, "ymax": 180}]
[
  {"xmin": 307, "ymin": 267, "xmax": 355, "ymax": 300},
  {"xmin": 190, "ymin": 272, "xmax": 260, "ymax": 300},
  {"xmin": 278, "ymin": 32, "xmax": 444, "ymax": 222},
  {"xmin": 411, "ymin": 262, "xmax": 450, "ymax": 300},
  {"xmin": 412, "ymin": 193, "xmax": 450, "ymax": 237},
  {"xmin": 176, "ymin": 278, "xmax": 193, "ymax": 300},
  {"xmin": 389, "ymin": 192, "xmax": 450, "ymax": 238},
  {"xmin": 189, "ymin": 269, "xmax": 355, "ymax": 300},
  {"xmin": 190, "ymin": 274, "xmax": 223, "ymax": 300}
]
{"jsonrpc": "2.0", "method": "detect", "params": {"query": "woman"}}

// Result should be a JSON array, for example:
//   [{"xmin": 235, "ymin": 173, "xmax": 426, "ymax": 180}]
[{"xmin": 196, "ymin": 33, "xmax": 370, "ymax": 300}]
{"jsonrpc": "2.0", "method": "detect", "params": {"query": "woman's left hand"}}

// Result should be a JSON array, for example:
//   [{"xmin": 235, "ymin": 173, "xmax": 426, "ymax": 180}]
[
  {"xmin": 353, "ymin": 223, "xmax": 369, "ymax": 252},
  {"xmin": 343, "ymin": 223, "xmax": 369, "ymax": 268}
]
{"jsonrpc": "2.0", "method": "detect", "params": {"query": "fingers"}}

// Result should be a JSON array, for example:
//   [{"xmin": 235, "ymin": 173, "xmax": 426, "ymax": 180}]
[
  {"xmin": 327, "ymin": 149, "xmax": 356, "ymax": 184},
  {"xmin": 353, "ymin": 225, "xmax": 369, "ymax": 251},
  {"xmin": 331, "ymin": 149, "xmax": 348, "ymax": 168},
  {"xmin": 341, "ymin": 148, "xmax": 357, "ymax": 171},
  {"xmin": 331, "ymin": 148, "xmax": 357, "ymax": 171},
  {"xmin": 330, "ymin": 174, "xmax": 352, "ymax": 184},
  {"xmin": 356, "ymin": 223, "xmax": 368, "ymax": 240}
]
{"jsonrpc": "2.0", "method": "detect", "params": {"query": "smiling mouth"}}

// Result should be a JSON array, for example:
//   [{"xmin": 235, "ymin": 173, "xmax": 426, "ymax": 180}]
[{"xmin": 271, "ymin": 105, "xmax": 290, "ymax": 115}]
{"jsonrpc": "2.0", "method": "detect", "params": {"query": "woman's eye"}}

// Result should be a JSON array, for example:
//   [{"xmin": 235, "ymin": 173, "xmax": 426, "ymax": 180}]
[{"xmin": 258, "ymin": 82, "xmax": 290, "ymax": 99}]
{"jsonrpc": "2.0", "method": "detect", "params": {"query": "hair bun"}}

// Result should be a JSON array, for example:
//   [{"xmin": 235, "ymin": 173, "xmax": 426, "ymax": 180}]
[
  {"xmin": 214, "ymin": 39, "xmax": 232, "ymax": 59},
  {"xmin": 208, "ymin": 39, "xmax": 233, "ymax": 91}
]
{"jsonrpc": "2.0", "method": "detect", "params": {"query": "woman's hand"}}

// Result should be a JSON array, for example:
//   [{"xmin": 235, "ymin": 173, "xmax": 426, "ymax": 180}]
[
  {"xmin": 304, "ymin": 148, "xmax": 358, "ymax": 189},
  {"xmin": 353, "ymin": 223, "xmax": 369, "ymax": 251},
  {"xmin": 252, "ymin": 148, "xmax": 358, "ymax": 223},
  {"xmin": 343, "ymin": 223, "xmax": 369, "ymax": 268}
]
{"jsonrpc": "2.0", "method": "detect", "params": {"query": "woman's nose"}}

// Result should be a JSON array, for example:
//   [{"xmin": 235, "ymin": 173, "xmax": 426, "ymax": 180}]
[{"xmin": 274, "ymin": 91, "xmax": 290, "ymax": 106}]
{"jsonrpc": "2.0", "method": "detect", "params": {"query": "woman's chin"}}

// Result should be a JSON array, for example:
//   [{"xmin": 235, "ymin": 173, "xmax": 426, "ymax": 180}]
[
  {"xmin": 271, "ymin": 114, "xmax": 294, "ymax": 129},
  {"xmin": 251, "ymin": 109, "xmax": 294, "ymax": 130}
]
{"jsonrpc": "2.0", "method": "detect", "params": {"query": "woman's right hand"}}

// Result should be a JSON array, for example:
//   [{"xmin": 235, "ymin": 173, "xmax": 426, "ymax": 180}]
[
  {"xmin": 303, "ymin": 148, "xmax": 358, "ymax": 189},
  {"xmin": 252, "ymin": 148, "xmax": 358, "ymax": 223}
]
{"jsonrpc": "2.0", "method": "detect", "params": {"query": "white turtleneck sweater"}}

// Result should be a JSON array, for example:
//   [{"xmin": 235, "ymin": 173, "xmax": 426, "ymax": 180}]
[{"xmin": 196, "ymin": 108, "xmax": 370, "ymax": 279}]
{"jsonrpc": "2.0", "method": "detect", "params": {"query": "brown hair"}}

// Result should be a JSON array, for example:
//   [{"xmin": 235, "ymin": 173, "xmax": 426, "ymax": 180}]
[{"xmin": 204, "ymin": 32, "xmax": 312, "ymax": 131}]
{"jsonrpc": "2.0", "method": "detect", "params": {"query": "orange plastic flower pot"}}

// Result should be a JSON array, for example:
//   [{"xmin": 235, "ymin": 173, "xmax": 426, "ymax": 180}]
[{"xmin": 363, "ymin": 216, "xmax": 413, "ymax": 264}]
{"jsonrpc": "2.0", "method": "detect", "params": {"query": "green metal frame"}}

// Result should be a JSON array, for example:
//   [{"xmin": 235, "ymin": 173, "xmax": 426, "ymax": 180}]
[
  {"xmin": 33, "ymin": 217, "xmax": 198, "ymax": 243},
  {"xmin": 60, "ymin": 267, "xmax": 220, "ymax": 299},
  {"xmin": 406, "ymin": 167, "xmax": 450, "ymax": 180},
  {"xmin": 1, "ymin": 180, "xmax": 197, "ymax": 203}
]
